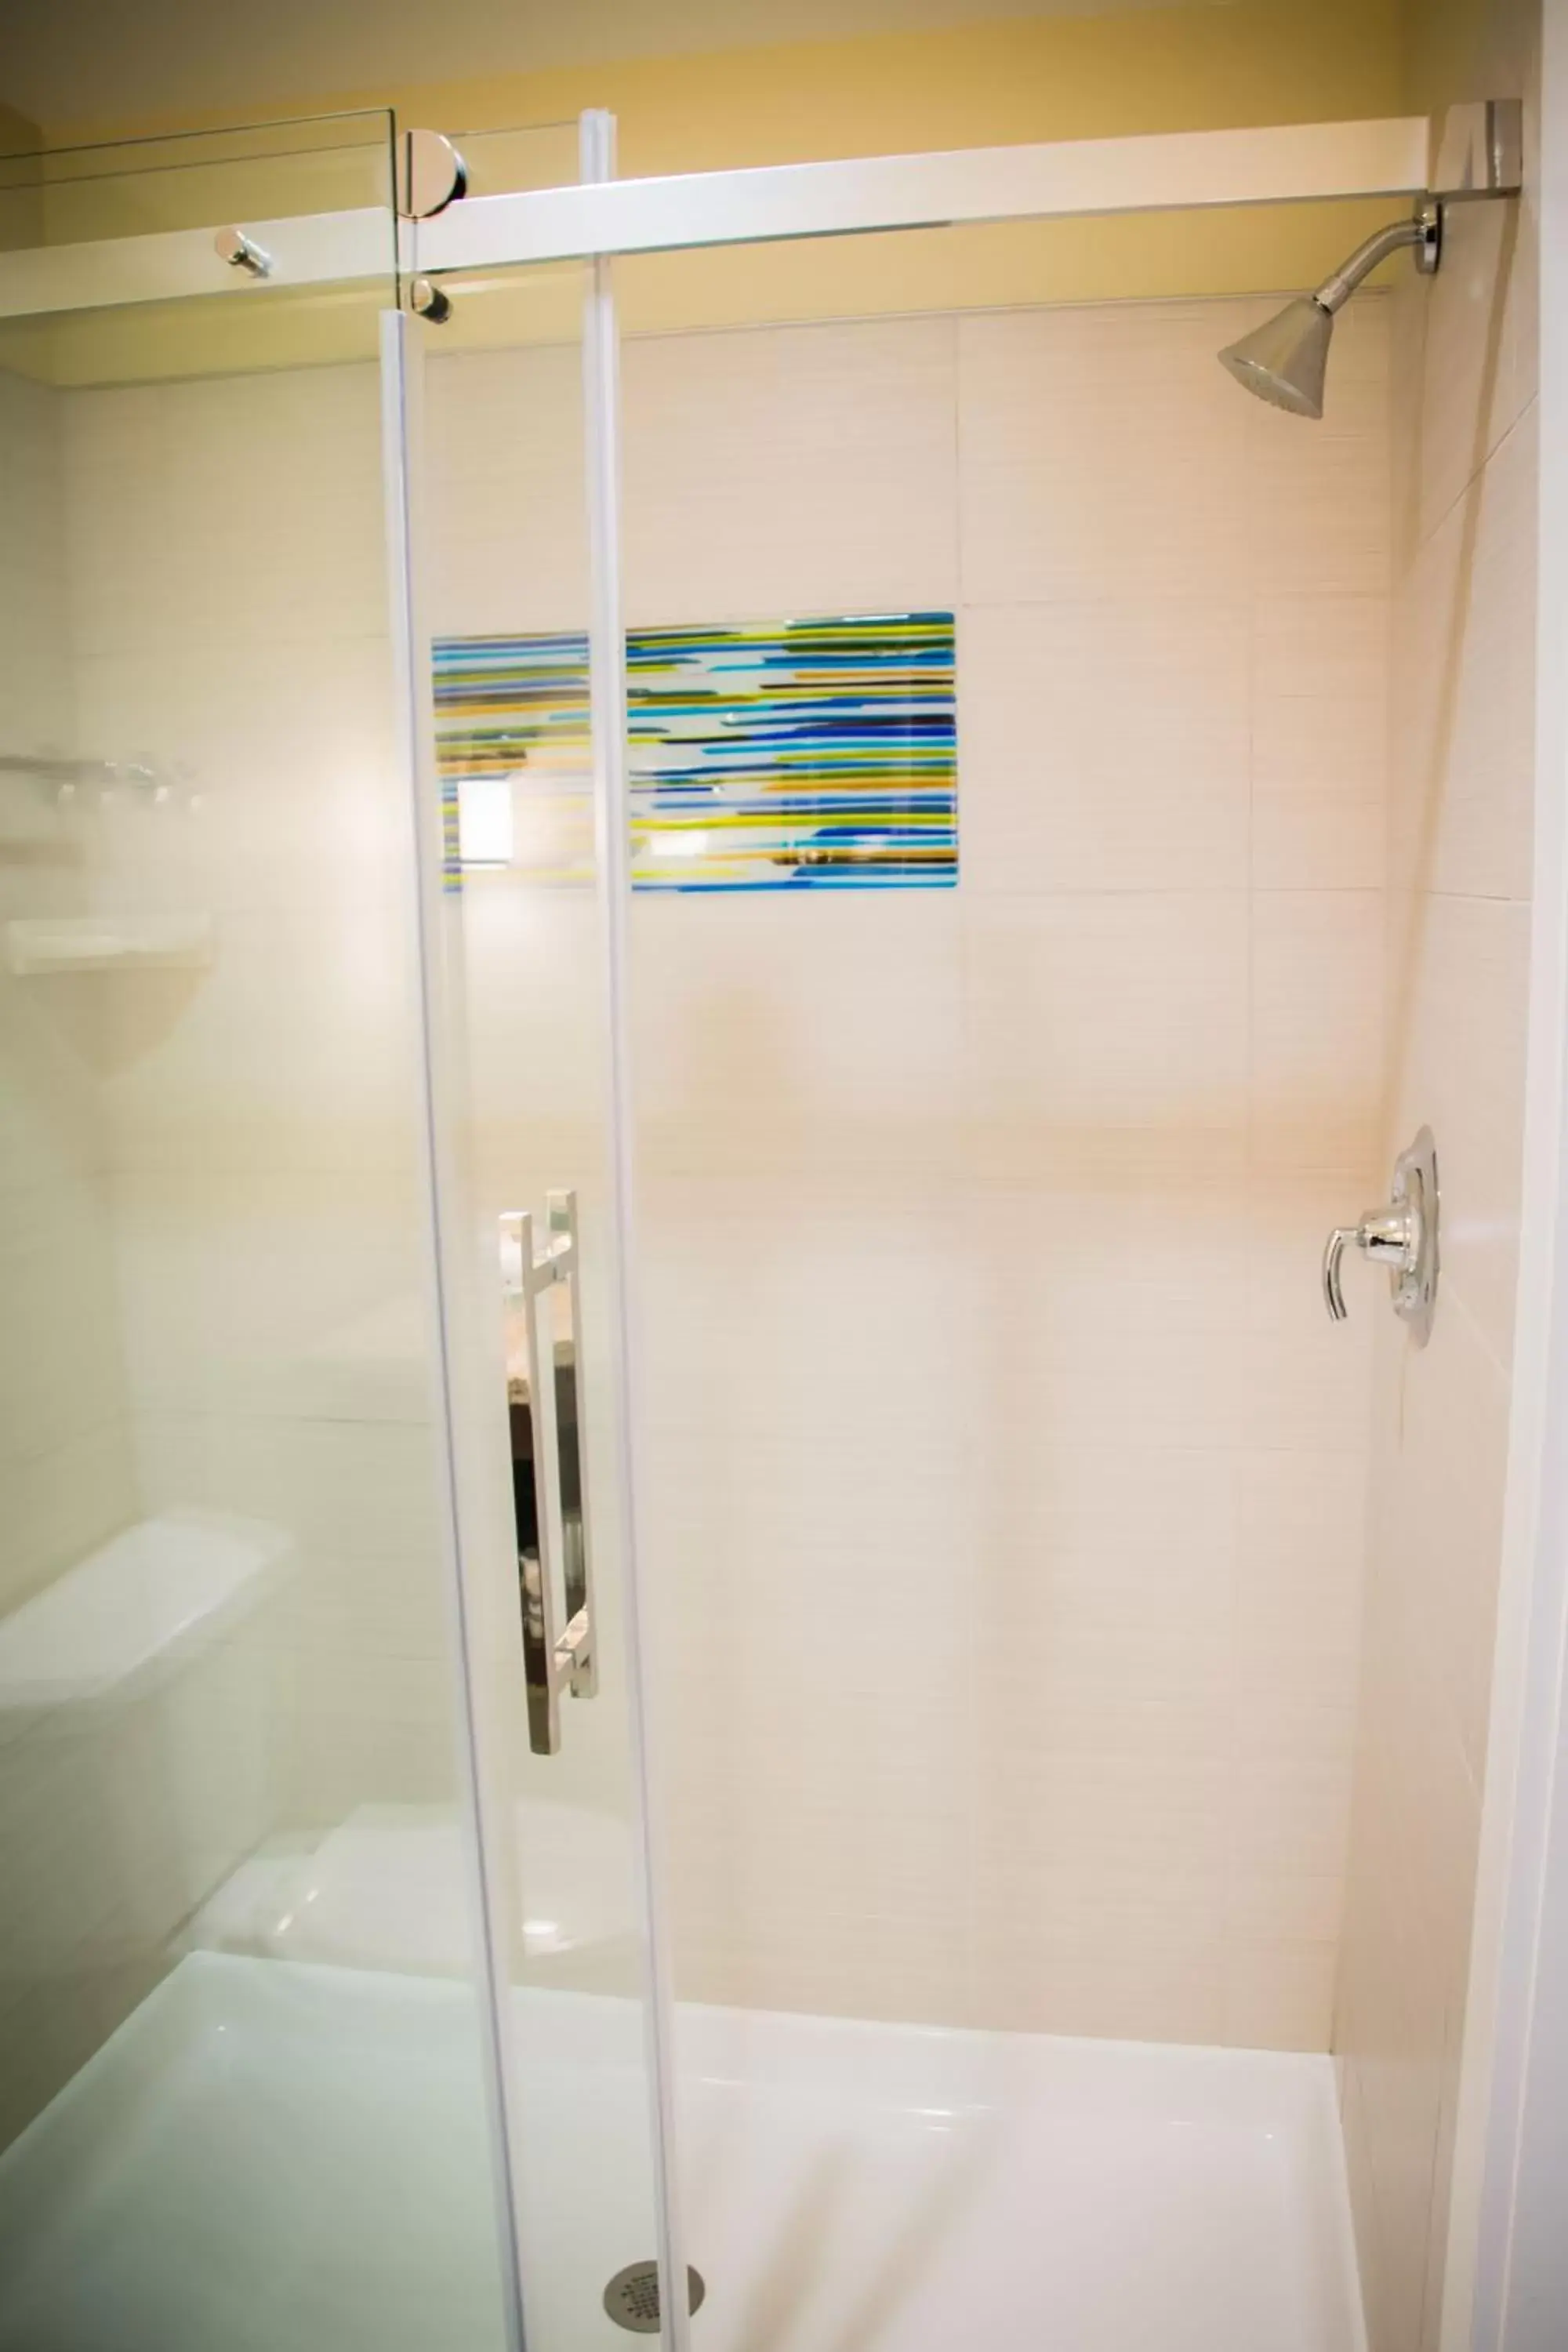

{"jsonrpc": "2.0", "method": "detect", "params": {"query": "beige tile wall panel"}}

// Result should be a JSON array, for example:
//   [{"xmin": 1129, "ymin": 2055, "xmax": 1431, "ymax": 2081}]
[{"xmin": 1333, "ymin": 2, "xmax": 1540, "ymax": 2342}]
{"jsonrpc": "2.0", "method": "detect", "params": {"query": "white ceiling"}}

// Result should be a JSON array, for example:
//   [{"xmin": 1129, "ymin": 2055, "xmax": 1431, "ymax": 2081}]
[{"xmin": 0, "ymin": 0, "xmax": 1238, "ymax": 139}]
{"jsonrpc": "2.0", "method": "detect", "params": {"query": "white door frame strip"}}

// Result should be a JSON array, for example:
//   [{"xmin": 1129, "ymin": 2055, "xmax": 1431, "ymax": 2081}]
[
  {"xmin": 0, "ymin": 114, "xmax": 1430, "ymax": 321},
  {"xmin": 576, "ymin": 102, "xmax": 692, "ymax": 2352}
]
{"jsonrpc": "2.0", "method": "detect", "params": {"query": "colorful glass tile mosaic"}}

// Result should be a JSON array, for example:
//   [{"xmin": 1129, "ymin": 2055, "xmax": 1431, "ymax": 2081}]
[{"xmin": 431, "ymin": 612, "xmax": 956, "ymax": 891}]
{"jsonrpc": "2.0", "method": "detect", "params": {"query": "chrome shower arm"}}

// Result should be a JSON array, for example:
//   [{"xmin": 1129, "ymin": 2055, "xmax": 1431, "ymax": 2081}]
[{"xmin": 1312, "ymin": 204, "xmax": 1441, "ymax": 313}]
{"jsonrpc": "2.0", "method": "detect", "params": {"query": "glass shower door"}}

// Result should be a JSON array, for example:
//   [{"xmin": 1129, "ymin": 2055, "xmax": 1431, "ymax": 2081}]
[
  {"xmin": 384, "ymin": 132, "xmax": 684, "ymax": 2350},
  {"xmin": 0, "ymin": 118, "xmax": 521, "ymax": 2352}
]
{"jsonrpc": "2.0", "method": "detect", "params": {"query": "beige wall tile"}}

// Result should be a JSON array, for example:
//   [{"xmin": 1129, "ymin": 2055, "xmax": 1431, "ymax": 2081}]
[
  {"xmin": 962, "ymin": 892, "xmax": 1250, "ymax": 1174},
  {"xmin": 1437, "ymin": 408, "xmax": 1535, "ymax": 903},
  {"xmin": 624, "ymin": 316, "xmax": 960, "ymax": 626},
  {"xmin": 1415, "ymin": 197, "xmax": 1535, "ymax": 550},
  {"xmin": 617, "ymin": 296, "xmax": 1391, "ymax": 2045},
  {"xmin": 0, "ymin": 957, "xmax": 109, "ymax": 1205},
  {"xmin": 637, "ymin": 1172, "xmax": 966, "ymax": 1455},
  {"xmin": 1236, "ymin": 1449, "xmax": 1368, "ymax": 1680},
  {"xmin": 970, "ymin": 1182, "xmax": 1252, "ymax": 1453},
  {"xmin": 1250, "ymin": 890, "xmax": 1385, "ymax": 1175},
  {"xmin": 1245, "ymin": 298, "xmax": 1392, "ymax": 600},
  {"xmin": 1253, "ymin": 594, "xmax": 1390, "ymax": 891},
  {"xmin": 1391, "ymin": 891, "xmax": 1529, "ymax": 1370},
  {"xmin": 1389, "ymin": 1290, "xmax": 1512, "ymax": 1789},
  {"xmin": 64, "ymin": 365, "xmax": 387, "ymax": 656},
  {"xmin": 633, "ymin": 891, "xmax": 964, "ymax": 1177},
  {"xmin": 959, "ymin": 302, "xmax": 1251, "ymax": 604},
  {"xmin": 960, "ymin": 599, "xmax": 1250, "ymax": 892},
  {"xmin": 1224, "ymin": 1940, "xmax": 1340, "ymax": 2053},
  {"xmin": 466, "ymin": 885, "xmax": 609, "ymax": 1156},
  {"xmin": 0, "ymin": 1176, "xmax": 128, "ymax": 1490},
  {"xmin": 1392, "ymin": 408, "xmax": 1537, "ymax": 909},
  {"xmin": 427, "ymin": 342, "xmax": 589, "ymax": 636},
  {"xmin": 1336, "ymin": 30, "xmax": 1537, "ymax": 2325}
]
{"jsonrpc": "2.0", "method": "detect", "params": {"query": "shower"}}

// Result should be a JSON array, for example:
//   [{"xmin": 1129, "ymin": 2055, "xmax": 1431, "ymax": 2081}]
[
  {"xmin": 0, "ymin": 75, "xmax": 1534, "ymax": 2352},
  {"xmin": 1218, "ymin": 200, "xmax": 1442, "ymax": 416}
]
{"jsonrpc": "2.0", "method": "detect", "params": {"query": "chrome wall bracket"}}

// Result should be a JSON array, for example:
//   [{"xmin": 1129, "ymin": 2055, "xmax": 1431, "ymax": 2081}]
[
  {"xmin": 1430, "ymin": 98, "xmax": 1524, "ymax": 198},
  {"xmin": 1323, "ymin": 1126, "xmax": 1439, "ymax": 1345},
  {"xmin": 500, "ymin": 1190, "xmax": 597, "ymax": 1755}
]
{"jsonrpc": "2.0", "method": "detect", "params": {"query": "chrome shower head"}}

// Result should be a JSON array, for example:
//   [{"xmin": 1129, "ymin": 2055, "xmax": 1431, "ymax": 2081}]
[
  {"xmin": 1218, "ymin": 202, "xmax": 1441, "ymax": 420},
  {"xmin": 1218, "ymin": 296, "xmax": 1334, "ymax": 418}
]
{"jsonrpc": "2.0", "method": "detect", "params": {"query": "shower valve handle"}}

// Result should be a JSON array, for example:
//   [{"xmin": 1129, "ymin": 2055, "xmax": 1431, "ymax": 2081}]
[
  {"xmin": 1322, "ymin": 1206, "xmax": 1417, "ymax": 1321},
  {"xmin": 1321, "ymin": 1129, "xmax": 1440, "ymax": 1343}
]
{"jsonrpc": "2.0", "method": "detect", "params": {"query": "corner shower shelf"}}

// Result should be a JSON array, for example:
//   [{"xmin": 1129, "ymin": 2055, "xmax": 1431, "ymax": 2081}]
[{"xmin": 5, "ymin": 914, "xmax": 213, "ymax": 975}]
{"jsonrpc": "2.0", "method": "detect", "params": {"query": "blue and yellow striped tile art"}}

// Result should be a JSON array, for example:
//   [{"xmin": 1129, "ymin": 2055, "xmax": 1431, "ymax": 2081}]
[{"xmin": 432, "ymin": 612, "xmax": 956, "ymax": 891}]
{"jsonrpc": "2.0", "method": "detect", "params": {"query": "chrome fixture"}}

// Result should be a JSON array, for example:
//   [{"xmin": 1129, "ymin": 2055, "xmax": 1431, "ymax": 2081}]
[
  {"xmin": 1323, "ymin": 1127, "xmax": 1439, "ymax": 1344},
  {"xmin": 408, "ymin": 275, "xmax": 452, "ymax": 324},
  {"xmin": 214, "ymin": 227, "xmax": 271, "ymax": 278},
  {"xmin": 500, "ymin": 1192, "xmax": 597, "ymax": 1755},
  {"xmin": 1430, "ymin": 96, "xmax": 1523, "ymax": 198},
  {"xmin": 396, "ymin": 129, "xmax": 467, "ymax": 220},
  {"xmin": 1218, "ymin": 202, "xmax": 1441, "ymax": 418}
]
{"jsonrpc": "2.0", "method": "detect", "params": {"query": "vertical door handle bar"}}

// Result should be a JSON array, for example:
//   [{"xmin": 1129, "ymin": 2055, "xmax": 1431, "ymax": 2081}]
[
  {"xmin": 500, "ymin": 1189, "xmax": 596, "ymax": 1753},
  {"xmin": 549, "ymin": 1189, "xmax": 599, "ymax": 1702}
]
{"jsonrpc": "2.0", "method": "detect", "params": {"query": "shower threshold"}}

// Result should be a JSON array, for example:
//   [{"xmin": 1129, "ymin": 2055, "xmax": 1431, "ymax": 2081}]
[{"xmin": 0, "ymin": 1953, "xmax": 1364, "ymax": 2351}]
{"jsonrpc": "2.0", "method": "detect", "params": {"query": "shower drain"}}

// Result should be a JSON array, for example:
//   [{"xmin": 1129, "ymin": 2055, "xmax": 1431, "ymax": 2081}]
[{"xmin": 603, "ymin": 2261, "xmax": 707, "ymax": 2333}]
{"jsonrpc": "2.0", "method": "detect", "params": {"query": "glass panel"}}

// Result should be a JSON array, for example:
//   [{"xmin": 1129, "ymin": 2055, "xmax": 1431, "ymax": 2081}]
[
  {"xmin": 408, "ymin": 245, "xmax": 674, "ymax": 2346},
  {"xmin": 445, "ymin": 120, "xmax": 580, "ymax": 198},
  {"xmin": 0, "ymin": 116, "xmax": 398, "ymax": 391},
  {"xmin": 0, "ymin": 112, "xmax": 397, "ymax": 248},
  {"xmin": 0, "ymin": 128, "xmax": 516, "ymax": 2352}
]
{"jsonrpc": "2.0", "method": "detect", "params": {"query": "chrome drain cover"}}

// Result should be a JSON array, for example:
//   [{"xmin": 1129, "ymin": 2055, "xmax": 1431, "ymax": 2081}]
[{"xmin": 603, "ymin": 2261, "xmax": 706, "ymax": 2333}]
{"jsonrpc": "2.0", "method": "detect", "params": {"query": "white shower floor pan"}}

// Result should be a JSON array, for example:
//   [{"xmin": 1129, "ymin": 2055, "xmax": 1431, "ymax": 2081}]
[{"xmin": 0, "ymin": 1952, "xmax": 1366, "ymax": 2352}]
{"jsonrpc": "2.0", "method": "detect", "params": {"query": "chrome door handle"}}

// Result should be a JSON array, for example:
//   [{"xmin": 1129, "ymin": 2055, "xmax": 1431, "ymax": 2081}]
[
  {"xmin": 1322, "ymin": 1126, "xmax": 1439, "ymax": 1345},
  {"xmin": 500, "ymin": 1190, "xmax": 597, "ymax": 1755}
]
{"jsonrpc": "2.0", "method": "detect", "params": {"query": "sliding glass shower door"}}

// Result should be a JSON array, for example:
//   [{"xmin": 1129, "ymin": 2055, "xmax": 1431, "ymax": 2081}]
[
  {"xmin": 384, "ymin": 158, "xmax": 684, "ymax": 2335},
  {"xmin": 0, "ymin": 113, "xmax": 681, "ymax": 2352}
]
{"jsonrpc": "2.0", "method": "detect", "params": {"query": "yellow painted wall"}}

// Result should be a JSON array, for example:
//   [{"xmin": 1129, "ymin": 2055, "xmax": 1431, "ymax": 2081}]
[
  {"xmin": 48, "ymin": 4, "xmax": 1407, "ymax": 169},
  {"xmin": 0, "ymin": 102, "xmax": 44, "ymax": 252},
  {"xmin": 1401, "ymin": 0, "xmax": 1535, "ymax": 118},
  {"xmin": 0, "ymin": 104, "xmax": 38, "ymax": 156}
]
